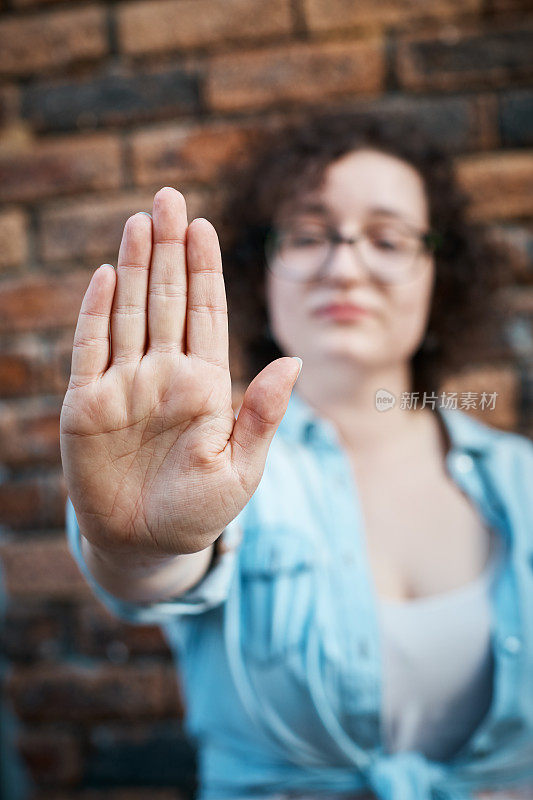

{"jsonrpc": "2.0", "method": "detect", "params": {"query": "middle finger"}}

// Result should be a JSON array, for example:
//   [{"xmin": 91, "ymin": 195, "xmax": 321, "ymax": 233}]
[{"xmin": 147, "ymin": 187, "xmax": 188, "ymax": 352}]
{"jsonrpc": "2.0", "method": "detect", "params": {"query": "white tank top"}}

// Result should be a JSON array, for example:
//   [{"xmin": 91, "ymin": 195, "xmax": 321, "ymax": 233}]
[{"xmin": 377, "ymin": 528, "xmax": 506, "ymax": 762}]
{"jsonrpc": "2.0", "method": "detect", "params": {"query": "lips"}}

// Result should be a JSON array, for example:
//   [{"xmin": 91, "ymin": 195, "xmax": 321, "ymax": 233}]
[{"xmin": 314, "ymin": 303, "xmax": 372, "ymax": 320}]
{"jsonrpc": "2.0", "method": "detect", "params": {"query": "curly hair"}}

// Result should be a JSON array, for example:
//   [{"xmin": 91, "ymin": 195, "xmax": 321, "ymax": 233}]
[{"xmin": 215, "ymin": 108, "xmax": 513, "ymax": 396}]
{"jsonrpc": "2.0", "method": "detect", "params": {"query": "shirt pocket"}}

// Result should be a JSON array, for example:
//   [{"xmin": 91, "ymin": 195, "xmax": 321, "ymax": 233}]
[{"xmin": 238, "ymin": 525, "xmax": 320, "ymax": 666}]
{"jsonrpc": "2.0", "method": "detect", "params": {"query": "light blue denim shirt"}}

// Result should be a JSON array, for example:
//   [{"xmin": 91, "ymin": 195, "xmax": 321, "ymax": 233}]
[{"xmin": 66, "ymin": 389, "xmax": 533, "ymax": 800}]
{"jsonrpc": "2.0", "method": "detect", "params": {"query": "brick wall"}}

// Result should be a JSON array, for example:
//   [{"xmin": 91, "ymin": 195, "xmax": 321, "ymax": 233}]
[{"xmin": 0, "ymin": 1, "xmax": 531, "ymax": 797}]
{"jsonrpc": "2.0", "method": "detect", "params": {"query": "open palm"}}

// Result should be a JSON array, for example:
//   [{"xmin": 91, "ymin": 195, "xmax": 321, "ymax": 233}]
[{"xmin": 60, "ymin": 187, "xmax": 301, "ymax": 559}]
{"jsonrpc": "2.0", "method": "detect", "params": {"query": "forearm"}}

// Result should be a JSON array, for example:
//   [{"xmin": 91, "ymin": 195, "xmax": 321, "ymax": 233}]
[{"xmin": 80, "ymin": 534, "xmax": 217, "ymax": 604}]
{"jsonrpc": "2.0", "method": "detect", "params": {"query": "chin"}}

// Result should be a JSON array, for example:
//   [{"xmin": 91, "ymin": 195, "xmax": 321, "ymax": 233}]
[
  {"xmin": 316, "ymin": 328, "xmax": 379, "ymax": 351},
  {"xmin": 315, "ymin": 341, "xmax": 382, "ymax": 366}
]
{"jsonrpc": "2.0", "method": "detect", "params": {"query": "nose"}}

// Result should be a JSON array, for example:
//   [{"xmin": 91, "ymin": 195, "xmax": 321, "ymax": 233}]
[{"xmin": 323, "ymin": 238, "xmax": 369, "ymax": 283}]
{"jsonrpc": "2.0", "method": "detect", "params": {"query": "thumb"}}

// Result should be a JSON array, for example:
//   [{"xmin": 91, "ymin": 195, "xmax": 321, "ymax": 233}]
[{"xmin": 230, "ymin": 356, "xmax": 302, "ymax": 487}]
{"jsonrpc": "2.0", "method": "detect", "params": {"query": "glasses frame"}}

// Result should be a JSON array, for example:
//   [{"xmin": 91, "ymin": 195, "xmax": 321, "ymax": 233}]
[{"xmin": 264, "ymin": 222, "xmax": 443, "ymax": 284}]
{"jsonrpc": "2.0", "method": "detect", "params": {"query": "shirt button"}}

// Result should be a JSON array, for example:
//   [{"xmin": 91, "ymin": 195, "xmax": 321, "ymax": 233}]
[
  {"xmin": 453, "ymin": 453, "xmax": 474, "ymax": 474},
  {"xmin": 470, "ymin": 732, "xmax": 493, "ymax": 756},
  {"xmin": 502, "ymin": 635, "xmax": 522, "ymax": 655}
]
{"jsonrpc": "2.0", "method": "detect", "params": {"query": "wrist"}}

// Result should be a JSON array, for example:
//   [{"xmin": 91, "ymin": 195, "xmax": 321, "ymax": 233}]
[{"xmin": 81, "ymin": 535, "xmax": 181, "ymax": 578}]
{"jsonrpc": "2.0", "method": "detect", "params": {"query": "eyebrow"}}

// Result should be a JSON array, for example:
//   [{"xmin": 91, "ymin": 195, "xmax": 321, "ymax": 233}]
[
  {"xmin": 290, "ymin": 201, "xmax": 330, "ymax": 216},
  {"xmin": 290, "ymin": 201, "xmax": 416, "ymax": 226}
]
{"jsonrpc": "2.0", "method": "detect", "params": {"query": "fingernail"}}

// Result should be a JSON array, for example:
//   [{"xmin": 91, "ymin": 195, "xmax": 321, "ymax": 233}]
[
  {"xmin": 291, "ymin": 356, "xmax": 303, "ymax": 379},
  {"xmin": 139, "ymin": 212, "xmax": 152, "ymax": 219},
  {"xmin": 100, "ymin": 263, "xmax": 115, "ymax": 271}
]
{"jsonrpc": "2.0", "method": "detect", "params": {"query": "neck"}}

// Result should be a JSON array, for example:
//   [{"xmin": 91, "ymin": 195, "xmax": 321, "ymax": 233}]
[{"xmin": 293, "ymin": 360, "xmax": 436, "ymax": 463}]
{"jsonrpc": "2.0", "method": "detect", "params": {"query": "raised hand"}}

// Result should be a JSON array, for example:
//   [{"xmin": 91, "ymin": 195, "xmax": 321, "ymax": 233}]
[{"xmin": 60, "ymin": 187, "xmax": 302, "ymax": 560}]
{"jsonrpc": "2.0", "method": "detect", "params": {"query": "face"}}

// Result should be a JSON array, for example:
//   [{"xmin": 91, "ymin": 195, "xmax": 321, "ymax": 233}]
[{"xmin": 265, "ymin": 148, "xmax": 436, "ymax": 376}]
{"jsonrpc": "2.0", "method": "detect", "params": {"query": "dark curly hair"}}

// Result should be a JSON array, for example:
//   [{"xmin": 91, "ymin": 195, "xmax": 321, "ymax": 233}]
[{"xmin": 215, "ymin": 108, "xmax": 513, "ymax": 396}]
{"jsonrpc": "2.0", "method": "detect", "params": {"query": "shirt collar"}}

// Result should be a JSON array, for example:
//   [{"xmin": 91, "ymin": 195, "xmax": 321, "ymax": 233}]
[
  {"xmin": 277, "ymin": 388, "xmax": 497, "ymax": 456},
  {"xmin": 277, "ymin": 388, "xmax": 337, "ymax": 447},
  {"xmin": 436, "ymin": 405, "xmax": 499, "ymax": 455}
]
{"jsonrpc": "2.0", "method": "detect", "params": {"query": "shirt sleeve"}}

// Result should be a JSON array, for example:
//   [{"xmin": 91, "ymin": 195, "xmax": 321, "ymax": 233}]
[{"xmin": 65, "ymin": 497, "xmax": 243, "ymax": 626}]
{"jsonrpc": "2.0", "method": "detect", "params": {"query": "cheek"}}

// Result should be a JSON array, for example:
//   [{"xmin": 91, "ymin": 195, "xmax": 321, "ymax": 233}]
[
  {"xmin": 386, "ymin": 273, "xmax": 434, "ymax": 350},
  {"xmin": 266, "ymin": 277, "xmax": 304, "ymax": 345}
]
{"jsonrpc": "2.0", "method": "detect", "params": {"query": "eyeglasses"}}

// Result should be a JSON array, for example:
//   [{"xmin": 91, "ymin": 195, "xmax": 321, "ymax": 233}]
[{"xmin": 264, "ymin": 220, "xmax": 442, "ymax": 284}]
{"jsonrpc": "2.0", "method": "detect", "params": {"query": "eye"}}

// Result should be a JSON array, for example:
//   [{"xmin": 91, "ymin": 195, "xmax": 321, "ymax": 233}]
[
  {"xmin": 375, "ymin": 238, "xmax": 398, "ymax": 251},
  {"xmin": 367, "ymin": 226, "xmax": 410, "ymax": 253},
  {"xmin": 369, "ymin": 233, "xmax": 400, "ymax": 250},
  {"xmin": 285, "ymin": 227, "xmax": 328, "ymax": 247},
  {"xmin": 294, "ymin": 234, "xmax": 325, "ymax": 246}
]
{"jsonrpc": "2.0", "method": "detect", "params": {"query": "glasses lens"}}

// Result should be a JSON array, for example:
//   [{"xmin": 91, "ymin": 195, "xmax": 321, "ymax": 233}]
[
  {"xmin": 267, "ymin": 221, "xmax": 425, "ymax": 283},
  {"xmin": 270, "ymin": 225, "xmax": 330, "ymax": 280},
  {"xmin": 358, "ymin": 223, "xmax": 421, "ymax": 282}
]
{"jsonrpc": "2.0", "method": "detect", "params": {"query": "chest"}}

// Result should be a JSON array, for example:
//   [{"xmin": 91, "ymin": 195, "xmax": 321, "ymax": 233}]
[{"xmin": 347, "ymin": 453, "xmax": 494, "ymax": 602}]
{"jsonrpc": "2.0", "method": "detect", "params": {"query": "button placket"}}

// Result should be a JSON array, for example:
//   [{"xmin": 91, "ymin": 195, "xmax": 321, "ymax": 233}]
[
  {"xmin": 307, "ymin": 440, "xmax": 378, "ymax": 709},
  {"xmin": 436, "ymin": 444, "xmax": 521, "ymax": 776},
  {"xmin": 500, "ymin": 634, "xmax": 523, "ymax": 656},
  {"xmin": 453, "ymin": 453, "xmax": 474, "ymax": 474},
  {"xmin": 331, "ymin": 444, "xmax": 383, "ymax": 731}
]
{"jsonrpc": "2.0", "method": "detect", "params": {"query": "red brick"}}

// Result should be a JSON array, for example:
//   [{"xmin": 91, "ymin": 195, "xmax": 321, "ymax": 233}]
[
  {"xmin": 473, "ymin": 93, "xmax": 499, "ymax": 151},
  {"xmin": 117, "ymin": 0, "xmax": 292, "ymax": 55},
  {"xmin": 0, "ymin": 534, "xmax": 90, "ymax": 597},
  {"xmin": 1, "ymin": 602, "xmax": 67, "ymax": 661},
  {"xmin": 75, "ymin": 601, "xmax": 170, "ymax": 659},
  {"xmin": 282, "ymin": 93, "xmax": 495, "ymax": 152},
  {"xmin": 22, "ymin": 64, "xmax": 200, "ymax": 133},
  {"xmin": 18, "ymin": 727, "xmax": 82, "ymax": 787},
  {"xmin": 39, "ymin": 191, "xmax": 153, "ymax": 264},
  {"xmin": 0, "ymin": 6, "xmax": 107, "ymax": 77},
  {"xmin": 304, "ymin": 0, "xmax": 481, "ymax": 32},
  {"xmin": 7, "ymin": 663, "xmax": 181, "ymax": 721},
  {"xmin": 206, "ymin": 38, "xmax": 385, "ymax": 112},
  {"xmin": 0, "ymin": 338, "xmax": 44, "ymax": 398},
  {"xmin": 487, "ymin": 0, "xmax": 531, "ymax": 11},
  {"xmin": 0, "ymin": 396, "xmax": 62, "ymax": 467},
  {"xmin": 0, "ymin": 134, "xmax": 123, "ymax": 203},
  {"xmin": 0, "ymin": 353, "xmax": 31, "ymax": 396},
  {"xmin": 0, "ymin": 270, "xmax": 92, "ymax": 334},
  {"xmin": 130, "ymin": 120, "xmax": 257, "ymax": 187},
  {"xmin": 487, "ymin": 223, "xmax": 533, "ymax": 283},
  {"xmin": 11, "ymin": 0, "xmax": 89, "ymax": 6},
  {"xmin": 500, "ymin": 88, "xmax": 533, "ymax": 148},
  {"xmin": 0, "ymin": 335, "xmax": 68, "ymax": 399},
  {"xmin": 0, "ymin": 208, "xmax": 29, "ymax": 272},
  {"xmin": 502, "ymin": 285, "xmax": 533, "ymax": 315},
  {"xmin": 439, "ymin": 364, "xmax": 519, "ymax": 431},
  {"xmin": 396, "ymin": 22, "xmax": 533, "ymax": 92},
  {"xmin": 0, "ymin": 84, "xmax": 19, "ymax": 128},
  {"xmin": 0, "ymin": 470, "xmax": 65, "ymax": 532},
  {"xmin": 455, "ymin": 151, "xmax": 533, "ymax": 221},
  {"xmin": 39, "ymin": 188, "xmax": 209, "ymax": 264}
]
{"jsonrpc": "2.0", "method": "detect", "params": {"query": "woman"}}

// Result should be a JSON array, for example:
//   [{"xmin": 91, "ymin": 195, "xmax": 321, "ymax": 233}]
[{"xmin": 61, "ymin": 111, "xmax": 533, "ymax": 800}]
